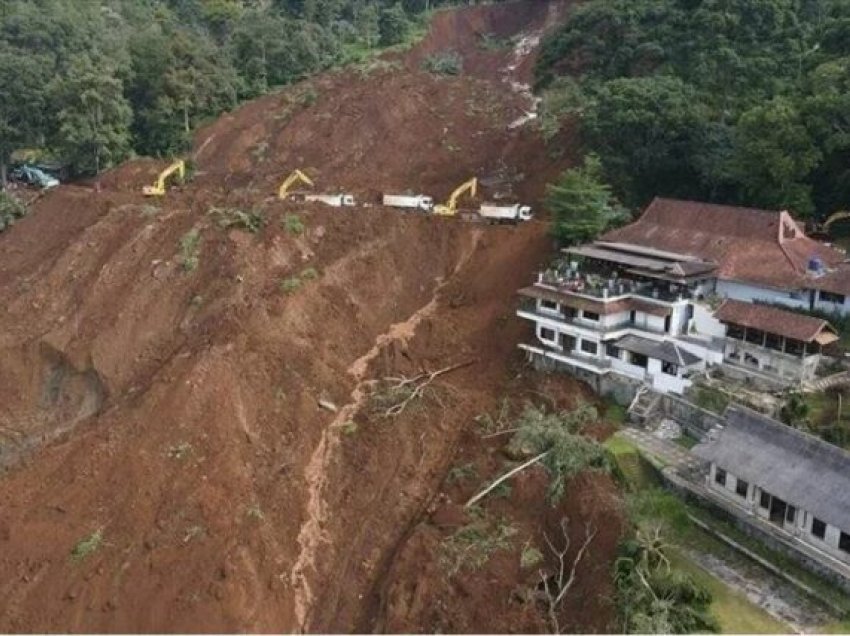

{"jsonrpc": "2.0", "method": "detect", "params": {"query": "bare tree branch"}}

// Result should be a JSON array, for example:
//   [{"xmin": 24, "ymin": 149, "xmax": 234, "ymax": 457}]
[
  {"xmin": 538, "ymin": 518, "xmax": 597, "ymax": 634},
  {"xmin": 464, "ymin": 450, "xmax": 549, "ymax": 508},
  {"xmin": 381, "ymin": 360, "xmax": 474, "ymax": 418}
]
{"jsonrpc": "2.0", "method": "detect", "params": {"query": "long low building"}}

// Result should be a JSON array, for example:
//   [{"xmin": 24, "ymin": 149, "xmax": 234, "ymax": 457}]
[{"xmin": 693, "ymin": 406, "xmax": 850, "ymax": 567}]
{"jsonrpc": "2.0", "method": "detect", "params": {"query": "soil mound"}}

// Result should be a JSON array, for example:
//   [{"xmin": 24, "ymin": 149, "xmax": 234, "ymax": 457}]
[{"xmin": 0, "ymin": 1, "xmax": 621, "ymax": 632}]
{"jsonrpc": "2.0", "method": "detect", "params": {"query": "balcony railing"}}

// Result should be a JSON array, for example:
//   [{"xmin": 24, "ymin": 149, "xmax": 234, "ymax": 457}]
[
  {"xmin": 538, "ymin": 269, "xmax": 692, "ymax": 303},
  {"xmin": 518, "ymin": 303, "xmax": 668, "ymax": 335}
]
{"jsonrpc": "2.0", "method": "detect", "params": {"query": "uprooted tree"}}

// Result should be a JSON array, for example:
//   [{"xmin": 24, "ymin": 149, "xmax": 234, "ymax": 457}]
[
  {"xmin": 466, "ymin": 404, "xmax": 612, "ymax": 507},
  {"xmin": 614, "ymin": 526, "xmax": 718, "ymax": 634}
]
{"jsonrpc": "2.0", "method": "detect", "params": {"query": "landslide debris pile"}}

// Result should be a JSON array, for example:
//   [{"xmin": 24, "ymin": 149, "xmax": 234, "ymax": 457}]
[{"xmin": 0, "ymin": 2, "xmax": 621, "ymax": 632}]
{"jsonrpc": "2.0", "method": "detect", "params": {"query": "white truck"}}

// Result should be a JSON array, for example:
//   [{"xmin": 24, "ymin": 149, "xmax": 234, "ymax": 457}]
[
  {"xmin": 382, "ymin": 194, "xmax": 434, "ymax": 212},
  {"xmin": 304, "ymin": 194, "xmax": 356, "ymax": 207},
  {"xmin": 477, "ymin": 203, "xmax": 533, "ymax": 223}
]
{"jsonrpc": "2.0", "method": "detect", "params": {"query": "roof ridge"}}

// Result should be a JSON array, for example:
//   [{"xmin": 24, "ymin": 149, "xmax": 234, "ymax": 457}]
[{"xmin": 725, "ymin": 404, "xmax": 850, "ymax": 464}]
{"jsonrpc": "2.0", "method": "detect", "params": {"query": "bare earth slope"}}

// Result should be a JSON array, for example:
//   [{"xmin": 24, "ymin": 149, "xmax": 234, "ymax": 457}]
[{"xmin": 0, "ymin": 2, "xmax": 621, "ymax": 632}]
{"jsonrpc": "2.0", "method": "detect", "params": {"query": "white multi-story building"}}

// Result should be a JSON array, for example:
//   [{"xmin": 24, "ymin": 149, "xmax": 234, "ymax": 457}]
[{"xmin": 517, "ymin": 198, "xmax": 843, "ymax": 396}]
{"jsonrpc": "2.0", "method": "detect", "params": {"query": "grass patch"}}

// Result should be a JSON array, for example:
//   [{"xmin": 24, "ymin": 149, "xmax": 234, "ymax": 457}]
[
  {"xmin": 282, "ymin": 213, "xmax": 305, "ymax": 236},
  {"xmin": 71, "ymin": 529, "xmax": 103, "ymax": 562},
  {"xmin": 675, "ymin": 432, "xmax": 700, "ymax": 450},
  {"xmin": 604, "ymin": 434, "xmax": 639, "ymax": 457},
  {"xmin": 177, "ymin": 228, "xmax": 201, "ymax": 272},
  {"xmin": 520, "ymin": 542, "xmax": 543, "ymax": 569},
  {"xmin": 604, "ymin": 400, "xmax": 628, "ymax": 425},
  {"xmin": 440, "ymin": 517, "xmax": 517, "ymax": 576},
  {"xmin": 446, "ymin": 462, "xmax": 477, "ymax": 485},
  {"xmin": 422, "ymin": 50, "xmax": 463, "ymax": 75},
  {"xmin": 669, "ymin": 550, "xmax": 791, "ymax": 633},
  {"xmin": 477, "ymin": 32, "xmax": 511, "ymax": 51},
  {"xmin": 802, "ymin": 389, "xmax": 850, "ymax": 449},
  {"xmin": 280, "ymin": 276, "xmax": 302, "ymax": 294},
  {"xmin": 279, "ymin": 266, "xmax": 320, "ymax": 295},
  {"xmin": 692, "ymin": 386, "xmax": 731, "ymax": 414},
  {"xmin": 209, "ymin": 207, "xmax": 265, "ymax": 234}
]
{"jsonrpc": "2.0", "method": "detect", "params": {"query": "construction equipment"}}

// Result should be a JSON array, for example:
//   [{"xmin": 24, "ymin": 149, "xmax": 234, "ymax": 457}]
[
  {"xmin": 433, "ymin": 178, "xmax": 478, "ymax": 217},
  {"xmin": 278, "ymin": 169, "xmax": 314, "ymax": 200},
  {"xmin": 823, "ymin": 210, "xmax": 850, "ymax": 231},
  {"xmin": 305, "ymin": 193, "xmax": 356, "ymax": 207},
  {"xmin": 478, "ymin": 203, "xmax": 533, "ymax": 223},
  {"xmin": 143, "ymin": 160, "xmax": 185, "ymax": 196},
  {"xmin": 382, "ymin": 194, "xmax": 434, "ymax": 212}
]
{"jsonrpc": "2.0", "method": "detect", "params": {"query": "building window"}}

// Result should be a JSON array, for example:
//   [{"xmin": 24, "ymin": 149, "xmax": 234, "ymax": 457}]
[
  {"xmin": 630, "ymin": 352, "xmax": 648, "ymax": 369},
  {"xmin": 714, "ymin": 467, "xmax": 726, "ymax": 487},
  {"xmin": 606, "ymin": 344, "xmax": 619, "ymax": 359},
  {"xmin": 727, "ymin": 324, "xmax": 745, "ymax": 340},
  {"xmin": 581, "ymin": 340, "xmax": 598, "ymax": 355},
  {"xmin": 840, "ymin": 532, "xmax": 850, "ymax": 554},
  {"xmin": 812, "ymin": 517, "xmax": 826, "ymax": 540},
  {"xmin": 540, "ymin": 299, "xmax": 560, "ymax": 313},
  {"xmin": 540, "ymin": 327, "xmax": 557, "ymax": 344},
  {"xmin": 661, "ymin": 361, "xmax": 679, "ymax": 376},
  {"xmin": 786, "ymin": 505, "xmax": 796, "ymax": 525},
  {"xmin": 821, "ymin": 291, "xmax": 846, "ymax": 304},
  {"xmin": 764, "ymin": 333, "xmax": 783, "ymax": 351},
  {"xmin": 735, "ymin": 479, "xmax": 749, "ymax": 498},
  {"xmin": 745, "ymin": 328, "xmax": 765, "ymax": 345},
  {"xmin": 582, "ymin": 310, "xmax": 600, "ymax": 322},
  {"xmin": 785, "ymin": 339, "xmax": 805, "ymax": 357},
  {"xmin": 759, "ymin": 491, "xmax": 770, "ymax": 509}
]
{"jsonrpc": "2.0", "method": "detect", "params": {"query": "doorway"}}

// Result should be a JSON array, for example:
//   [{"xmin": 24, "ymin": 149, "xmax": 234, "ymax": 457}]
[{"xmin": 769, "ymin": 496, "xmax": 788, "ymax": 526}]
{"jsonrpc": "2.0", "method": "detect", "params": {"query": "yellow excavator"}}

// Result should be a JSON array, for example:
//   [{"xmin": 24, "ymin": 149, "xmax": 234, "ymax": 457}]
[
  {"xmin": 142, "ymin": 160, "xmax": 185, "ymax": 196},
  {"xmin": 278, "ymin": 169, "xmax": 314, "ymax": 200},
  {"xmin": 810, "ymin": 210, "xmax": 850, "ymax": 237},
  {"xmin": 433, "ymin": 177, "xmax": 478, "ymax": 217}
]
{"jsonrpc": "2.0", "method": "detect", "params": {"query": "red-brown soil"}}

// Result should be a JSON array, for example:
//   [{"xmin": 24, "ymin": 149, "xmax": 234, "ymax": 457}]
[{"xmin": 0, "ymin": 1, "xmax": 623, "ymax": 632}]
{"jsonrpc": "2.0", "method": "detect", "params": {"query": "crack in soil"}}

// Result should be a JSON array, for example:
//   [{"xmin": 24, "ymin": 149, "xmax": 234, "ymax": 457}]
[{"xmin": 289, "ymin": 229, "xmax": 483, "ymax": 631}]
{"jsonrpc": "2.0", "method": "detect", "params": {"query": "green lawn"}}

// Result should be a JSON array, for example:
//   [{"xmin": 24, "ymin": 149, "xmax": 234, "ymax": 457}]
[{"xmin": 669, "ymin": 551, "xmax": 791, "ymax": 634}]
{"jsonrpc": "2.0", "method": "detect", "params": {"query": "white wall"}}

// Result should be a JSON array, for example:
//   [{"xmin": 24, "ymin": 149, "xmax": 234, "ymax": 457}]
[
  {"xmin": 717, "ymin": 279, "xmax": 811, "ymax": 310},
  {"xmin": 812, "ymin": 290, "xmax": 850, "ymax": 316},
  {"xmin": 692, "ymin": 303, "xmax": 727, "ymax": 338}
]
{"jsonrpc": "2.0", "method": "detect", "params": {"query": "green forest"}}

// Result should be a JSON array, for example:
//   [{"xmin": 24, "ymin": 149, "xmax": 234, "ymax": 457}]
[
  {"xmin": 536, "ymin": 0, "xmax": 850, "ymax": 220},
  {"xmin": 0, "ymin": 0, "xmax": 454, "ymax": 182}
]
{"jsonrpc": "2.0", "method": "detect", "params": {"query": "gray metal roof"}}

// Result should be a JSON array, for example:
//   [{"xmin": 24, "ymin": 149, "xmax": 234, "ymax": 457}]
[
  {"xmin": 615, "ymin": 335, "xmax": 702, "ymax": 367},
  {"xmin": 693, "ymin": 406, "xmax": 850, "ymax": 532}
]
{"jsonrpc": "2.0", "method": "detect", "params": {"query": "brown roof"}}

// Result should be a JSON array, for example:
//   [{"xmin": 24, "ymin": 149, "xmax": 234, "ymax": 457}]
[
  {"xmin": 518, "ymin": 286, "xmax": 672, "ymax": 317},
  {"xmin": 602, "ymin": 198, "xmax": 846, "ymax": 290},
  {"xmin": 714, "ymin": 300, "xmax": 837, "ymax": 343}
]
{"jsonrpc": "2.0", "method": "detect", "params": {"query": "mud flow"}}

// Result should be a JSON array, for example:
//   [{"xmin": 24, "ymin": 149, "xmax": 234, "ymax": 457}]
[{"xmin": 0, "ymin": 1, "xmax": 622, "ymax": 632}]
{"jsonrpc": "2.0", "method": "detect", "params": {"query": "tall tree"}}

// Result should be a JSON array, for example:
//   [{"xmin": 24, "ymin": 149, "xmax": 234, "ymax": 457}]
[
  {"xmin": 545, "ymin": 154, "xmax": 627, "ymax": 245},
  {"xmin": 49, "ymin": 55, "xmax": 133, "ymax": 174},
  {"xmin": 0, "ymin": 44, "xmax": 48, "ymax": 185}
]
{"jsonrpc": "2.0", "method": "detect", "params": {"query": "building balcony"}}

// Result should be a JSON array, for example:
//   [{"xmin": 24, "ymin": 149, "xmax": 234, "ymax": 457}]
[
  {"xmin": 538, "ymin": 270, "xmax": 692, "ymax": 303},
  {"xmin": 519, "ymin": 343, "xmax": 612, "ymax": 374},
  {"xmin": 517, "ymin": 304, "xmax": 668, "ymax": 337}
]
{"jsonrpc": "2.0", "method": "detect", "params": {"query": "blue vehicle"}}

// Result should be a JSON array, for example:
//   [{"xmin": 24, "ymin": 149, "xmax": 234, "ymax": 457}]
[{"xmin": 11, "ymin": 164, "xmax": 60, "ymax": 189}]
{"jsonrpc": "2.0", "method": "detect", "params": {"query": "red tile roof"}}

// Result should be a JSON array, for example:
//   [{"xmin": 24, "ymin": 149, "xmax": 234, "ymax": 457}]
[
  {"xmin": 602, "ymin": 198, "xmax": 847, "ymax": 290},
  {"xmin": 714, "ymin": 299, "xmax": 836, "ymax": 343}
]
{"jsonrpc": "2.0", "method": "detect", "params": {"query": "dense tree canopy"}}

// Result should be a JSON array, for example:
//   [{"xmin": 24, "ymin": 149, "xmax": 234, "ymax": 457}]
[
  {"xmin": 537, "ymin": 0, "xmax": 850, "ymax": 219},
  {"xmin": 0, "ymin": 0, "xmax": 467, "ymax": 181}
]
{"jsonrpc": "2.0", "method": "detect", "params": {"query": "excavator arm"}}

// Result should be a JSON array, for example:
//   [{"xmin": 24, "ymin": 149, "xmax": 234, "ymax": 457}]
[
  {"xmin": 278, "ymin": 169, "xmax": 314, "ymax": 200},
  {"xmin": 823, "ymin": 211, "xmax": 850, "ymax": 231},
  {"xmin": 433, "ymin": 177, "xmax": 478, "ymax": 217},
  {"xmin": 143, "ymin": 160, "xmax": 186, "ymax": 196}
]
